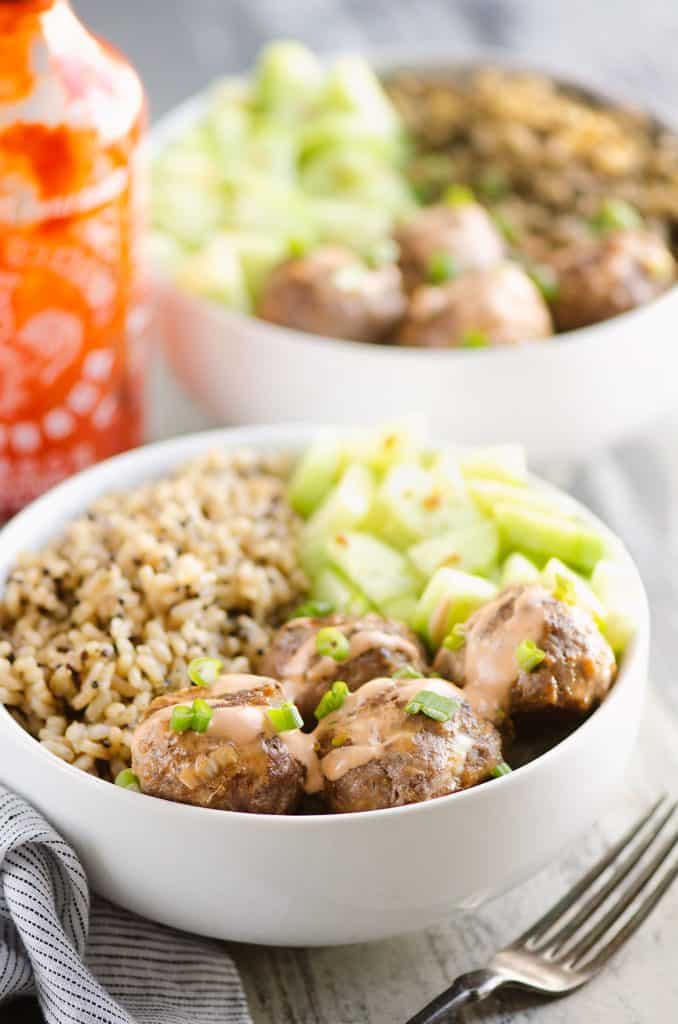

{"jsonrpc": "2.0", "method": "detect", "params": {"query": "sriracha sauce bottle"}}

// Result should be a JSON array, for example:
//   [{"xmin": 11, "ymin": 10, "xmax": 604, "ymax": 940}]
[{"xmin": 0, "ymin": 0, "xmax": 148, "ymax": 518}]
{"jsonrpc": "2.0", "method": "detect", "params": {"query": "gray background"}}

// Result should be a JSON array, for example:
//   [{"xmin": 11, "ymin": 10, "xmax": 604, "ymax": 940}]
[{"xmin": 16, "ymin": 3, "xmax": 678, "ymax": 1021}]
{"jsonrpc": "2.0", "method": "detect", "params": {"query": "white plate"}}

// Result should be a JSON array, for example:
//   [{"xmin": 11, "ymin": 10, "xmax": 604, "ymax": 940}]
[{"xmin": 0, "ymin": 425, "xmax": 649, "ymax": 945}]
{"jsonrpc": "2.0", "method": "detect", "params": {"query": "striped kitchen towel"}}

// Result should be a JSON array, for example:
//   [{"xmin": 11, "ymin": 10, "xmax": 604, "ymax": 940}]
[{"xmin": 0, "ymin": 786, "xmax": 251, "ymax": 1024}]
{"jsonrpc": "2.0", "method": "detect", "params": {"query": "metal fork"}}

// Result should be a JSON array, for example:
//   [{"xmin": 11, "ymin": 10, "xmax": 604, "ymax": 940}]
[{"xmin": 406, "ymin": 796, "xmax": 678, "ymax": 1024}]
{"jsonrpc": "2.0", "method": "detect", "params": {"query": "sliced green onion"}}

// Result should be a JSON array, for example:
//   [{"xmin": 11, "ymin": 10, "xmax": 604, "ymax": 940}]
[
  {"xmin": 477, "ymin": 168, "xmax": 510, "ymax": 202},
  {"xmin": 267, "ymin": 701, "xmax": 304, "ymax": 732},
  {"xmin": 170, "ymin": 704, "xmax": 194, "ymax": 733},
  {"xmin": 516, "ymin": 639, "xmax": 546, "ymax": 672},
  {"xmin": 191, "ymin": 698, "xmax": 214, "ymax": 734},
  {"xmin": 405, "ymin": 689, "xmax": 459, "ymax": 723},
  {"xmin": 289, "ymin": 599, "xmax": 334, "ymax": 620},
  {"xmin": 392, "ymin": 663, "xmax": 422, "ymax": 680},
  {"xmin": 188, "ymin": 656, "xmax": 223, "ymax": 687},
  {"xmin": 314, "ymin": 680, "xmax": 350, "ymax": 720},
  {"xmin": 491, "ymin": 761, "xmax": 513, "ymax": 778},
  {"xmin": 331, "ymin": 732, "xmax": 349, "ymax": 748},
  {"xmin": 443, "ymin": 623, "xmax": 466, "ymax": 651},
  {"xmin": 444, "ymin": 183, "xmax": 475, "ymax": 207},
  {"xmin": 492, "ymin": 211, "xmax": 520, "ymax": 245},
  {"xmin": 461, "ymin": 329, "xmax": 489, "ymax": 349},
  {"xmin": 288, "ymin": 235, "xmax": 310, "ymax": 258},
  {"xmin": 427, "ymin": 250, "xmax": 459, "ymax": 285},
  {"xmin": 315, "ymin": 626, "xmax": 350, "ymax": 661},
  {"xmin": 553, "ymin": 573, "xmax": 577, "ymax": 605},
  {"xmin": 115, "ymin": 768, "xmax": 141, "ymax": 792},
  {"xmin": 527, "ymin": 263, "xmax": 560, "ymax": 303},
  {"xmin": 590, "ymin": 197, "xmax": 641, "ymax": 233}
]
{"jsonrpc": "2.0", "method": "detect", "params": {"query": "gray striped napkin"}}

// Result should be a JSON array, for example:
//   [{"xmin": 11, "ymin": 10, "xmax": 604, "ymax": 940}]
[{"xmin": 0, "ymin": 786, "xmax": 251, "ymax": 1024}]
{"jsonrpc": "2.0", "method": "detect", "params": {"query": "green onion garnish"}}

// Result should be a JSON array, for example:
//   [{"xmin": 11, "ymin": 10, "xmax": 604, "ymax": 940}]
[
  {"xmin": 288, "ymin": 235, "xmax": 310, "ymax": 258},
  {"xmin": 553, "ymin": 573, "xmax": 577, "ymax": 605},
  {"xmin": 527, "ymin": 263, "xmax": 560, "ymax": 303},
  {"xmin": 478, "ymin": 169, "xmax": 510, "ymax": 202},
  {"xmin": 427, "ymin": 250, "xmax": 459, "ymax": 285},
  {"xmin": 444, "ymin": 183, "xmax": 475, "ymax": 207},
  {"xmin": 170, "ymin": 704, "xmax": 194, "ymax": 733},
  {"xmin": 590, "ymin": 197, "xmax": 641, "ymax": 234},
  {"xmin": 405, "ymin": 689, "xmax": 459, "ymax": 723},
  {"xmin": 188, "ymin": 656, "xmax": 223, "ymax": 687},
  {"xmin": 443, "ymin": 623, "xmax": 466, "ymax": 651},
  {"xmin": 516, "ymin": 640, "xmax": 546, "ymax": 672},
  {"xmin": 170, "ymin": 699, "xmax": 214, "ymax": 734},
  {"xmin": 492, "ymin": 211, "xmax": 520, "ymax": 245},
  {"xmin": 392, "ymin": 663, "xmax": 422, "ymax": 680},
  {"xmin": 314, "ymin": 680, "xmax": 350, "ymax": 720},
  {"xmin": 462, "ymin": 329, "xmax": 489, "ymax": 349},
  {"xmin": 315, "ymin": 626, "xmax": 350, "ymax": 661},
  {"xmin": 331, "ymin": 732, "xmax": 349, "ymax": 748},
  {"xmin": 491, "ymin": 761, "xmax": 513, "ymax": 778},
  {"xmin": 191, "ymin": 698, "xmax": 214, "ymax": 734},
  {"xmin": 267, "ymin": 701, "xmax": 304, "ymax": 732},
  {"xmin": 289, "ymin": 600, "xmax": 334, "ymax": 620},
  {"xmin": 114, "ymin": 769, "xmax": 141, "ymax": 792}
]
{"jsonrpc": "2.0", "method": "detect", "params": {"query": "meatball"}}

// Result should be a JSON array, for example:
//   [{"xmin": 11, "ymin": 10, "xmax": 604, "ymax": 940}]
[
  {"xmin": 313, "ymin": 676, "xmax": 503, "ymax": 813},
  {"xmin": 551, "ymin": 229, "xmax": 675, "ymax": 331},
  {"xmin": 257, "ymin": 245, "xmax": 406, "ymax": 343},
  {"xmin": 257, "ymin": 613, "xmax": 428, "ymax": 724},
  {"xmin": 131, "ymin": 674, "xmax": 317, "ymax": 814},
  {"xmin": 394, "ymin": 202, "xmax": 505, "ymax": 291},
  {"xmin": 397, "ymin": 263, "xmax": 553, "ymax": 348},
  {"xmin": 434, "ymin": 584, "xmax": 617, "ymax": 726}
]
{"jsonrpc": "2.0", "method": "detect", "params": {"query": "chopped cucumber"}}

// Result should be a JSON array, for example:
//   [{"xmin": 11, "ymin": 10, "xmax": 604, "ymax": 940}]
[
  {"xmin": 347, "ymin": 421, "xmax": 425, "ymax": 477},
  {"xmin": 541, "ymin": 558, "xmax": 606, "ymax": 621},
  {"xmin": 300, "ymin": 464, "xmax": 375, "ymax": 575},
  {"xmin": 176, "ymin": 237, "xmax": 251, "ymax": 311},
  {"xmin": 326, "ymin": 531, "xmax": 417, "ymax": 609},
  {"xmin": 313, "ymin": 567, "xmax": 371, "ymax": 616},
  {"xmin": 591, "ymin": 559, "xmax": 637, "ymax": 654},
  {"xmin": 254, "ymin": 41, "xmax": 323, "ymax": 115},
  {"xmin": 380, "ymin": 594, "xmax": 419, "ymax": 628},
  {"xmin": 408, "ymin": 522, "xmax": 499, "ymax": 579},
  {"xmin": 459, "ymin": 445, "xmax": 528, "ymax": 486},
  {"xmin": 289, "ymin": 434, "xmax": 344, "ymax": 517},
  {"xmin": 467, "ymin": 478, "xmax": 577, "ymax": 519},
  {"xmin": 494, "ymin": 502, "xmax": 608, "ymax": 574},
  {"xmin": 413, "ymin": 569, "xmax": 497, "ymax": 648},
  {"xmin": 501, "ymin": 552, "xmax": 540, "ymax": 587},
  {"xmin": 365, "ymin": 463, "xmax": 482, "ymax": 550}
]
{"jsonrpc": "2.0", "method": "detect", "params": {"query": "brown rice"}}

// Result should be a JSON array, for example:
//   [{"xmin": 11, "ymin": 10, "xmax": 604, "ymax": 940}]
[{"xmin": 0, "ymin": 448, "xmax": 308, "ymax": 781}]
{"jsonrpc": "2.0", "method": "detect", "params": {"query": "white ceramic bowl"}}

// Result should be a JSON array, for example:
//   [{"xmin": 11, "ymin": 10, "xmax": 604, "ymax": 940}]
[
  {"xmin": 0, "ymin": 425, "xmax": 649, "ymax": 946},
  {"xmin": 152, "ymin": 54, "xmax": 678, "ymax": 462}
]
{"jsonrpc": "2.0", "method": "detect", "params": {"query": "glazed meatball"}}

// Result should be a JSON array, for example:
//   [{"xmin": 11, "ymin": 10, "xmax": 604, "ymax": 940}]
[
  {"xmin": 397, "ymin": 263, "xmax": 553, "ymax": 348},
  {"xmin": 131, "ymin": 675, "xmax": 314, "ymax": 814},
  {"xmin": 257, "ymin": 245, "xmax": 406, "ymax": 343},
  {"xmin": 257, "ymin": 613, "xmax": 428, "ymax": 724},
  {"xmin": 551, "ymin": 229, "xmax": 675, "ymax": 331},
  {"xmin": 434, "ymin": 585, "xmax": 617, "ymax": 726},
  {"xmin": 313, "ymin": 676, "xmax": 503, "ymax": 813},
  {"xmin": 394, "ymin": 202, "xmax": 505, "ymax": 291}
]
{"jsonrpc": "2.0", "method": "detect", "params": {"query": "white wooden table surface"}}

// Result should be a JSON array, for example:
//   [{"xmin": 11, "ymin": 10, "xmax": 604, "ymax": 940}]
[{"xmin": 78, "ymin": 2, "xmax": 678, "ymax": 1019}]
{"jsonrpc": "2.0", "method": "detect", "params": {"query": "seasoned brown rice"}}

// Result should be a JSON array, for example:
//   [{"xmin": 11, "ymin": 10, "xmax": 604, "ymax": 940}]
[{"xmin": 0, "ymin": 448, "xmax": 308, "ymax": 780}]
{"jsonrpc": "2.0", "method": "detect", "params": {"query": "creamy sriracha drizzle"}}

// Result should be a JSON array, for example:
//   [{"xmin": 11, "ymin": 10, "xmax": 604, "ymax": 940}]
[{"xmin": 460, "ymin": 586, "xmax": 547, "ymax": 721}]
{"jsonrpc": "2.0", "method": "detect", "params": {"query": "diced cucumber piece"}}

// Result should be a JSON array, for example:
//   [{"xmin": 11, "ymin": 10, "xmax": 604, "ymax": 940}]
[
  {"xmin": 326, "ymin": 531, "xmax": 417, "ymax": 609},
  {"xmin": 254, "ymin": 41, "xmax": 323, "ymax": 115},
  {"xmin": 501, "ymin": 553, "xmax": 540, "ymax": 587},
  {"xmin": 152, "ymin": 179, "xmax": 225, "ymax": 248},
  {"xmin": 380, "ymin": 594, "xmax": 419, "ymax": 628},
  {"xmin": 408, "ymin": 522, "xmax": 499, "ymax": 579},
  {"xmin": 494, "ymin": 502, "xmax": 608, "ymax": 574},
  {"xmin": 176, "ymin": 237, "xmax": 251, "ymax": 311},
  {"xmin": 289, "ymin": 435, "xmax": 344, "ymax": 517},
  {"xmin": 307, "ymin": 196, "xmax": 395, "ymax": 257},
  {"xmin": 323, "ymin": 56, "xmax": 402, "ymax": 139},
  {"xmin": 467, "ymin": 479, "xmax": 577, "ymax": 519},
  {"xmin": 591, "ymin": 559, "xmax": 637, "ymax": 655},
  {"xmin": 300, "ymin": 464, "xmax": 375, "ymax": 575},
  {"xmin": 459, "ymin": 445, "xmax": 528, "ymax": 486},
  {"xmin": 541, "ymin": 558, "xmax": 606, "ymax": 621},
  {"xmin": 413, "ymin": 569, "xmax": 498, "ymax": 648},
  {"xmin": 348, "ymin": 421, "xmax": 424, "ymax": 477},
  {"xmin": 428, "ymin": 451, "xmax": 466, "ymax": 497},
  {"xmin": 365, "ymin": 463, "xmax": 482, "ymax": 550},
  {"xmin": 313, "ymin": 567, "xmax": 371, "ymax": 616}
]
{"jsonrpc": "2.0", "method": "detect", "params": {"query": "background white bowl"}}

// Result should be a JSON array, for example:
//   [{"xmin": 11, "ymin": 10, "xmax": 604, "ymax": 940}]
[
  {"xmin": 152, "ymin": 55, "xmax": 678, "ymax": 462},
  {"xmin": 0, "ymin": 425, "xmax": 649, "ymax": 946}
]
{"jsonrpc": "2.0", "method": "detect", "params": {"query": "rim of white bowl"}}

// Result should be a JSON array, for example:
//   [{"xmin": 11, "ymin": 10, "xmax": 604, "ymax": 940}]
[
  {"xmin": 0, "ymin": 424, "xmax": 650, "ymax": 826},
  {"xmin": 150, "ymin": 42, "xmax": 678, "ymax": 360}
]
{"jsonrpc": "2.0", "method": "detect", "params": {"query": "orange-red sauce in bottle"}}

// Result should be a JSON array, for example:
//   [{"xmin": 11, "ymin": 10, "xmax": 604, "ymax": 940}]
[{"xmin": 0, "ymin": 0, "xmax": 148, "ymax": 517}]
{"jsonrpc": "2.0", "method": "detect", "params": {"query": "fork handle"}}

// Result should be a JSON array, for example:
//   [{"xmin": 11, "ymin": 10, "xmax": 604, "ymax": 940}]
[{"xmin": 405, "ymin": 968, "xmax": 505, "ymax": 1024}]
